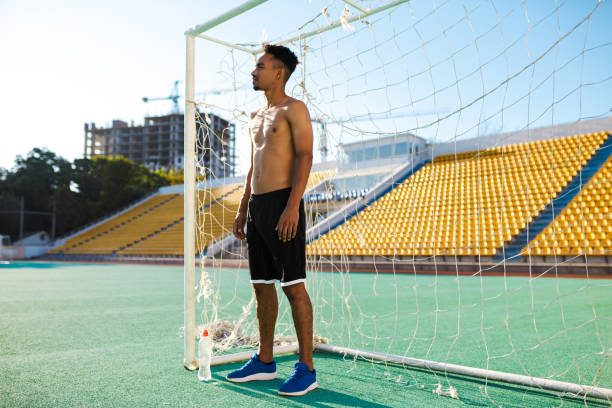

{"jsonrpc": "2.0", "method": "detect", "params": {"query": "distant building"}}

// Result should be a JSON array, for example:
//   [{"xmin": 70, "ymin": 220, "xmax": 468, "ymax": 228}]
[
  {"xmin": 338, "ymin": 133, "xmax": 427, "ymax": 171},
  {"xmin": 1, "ymin": 231, "xmax": 52, "ymax": 259},
  {"xmin": 84, "ymin": 112, "xmax": 236, "ymax": 176}
]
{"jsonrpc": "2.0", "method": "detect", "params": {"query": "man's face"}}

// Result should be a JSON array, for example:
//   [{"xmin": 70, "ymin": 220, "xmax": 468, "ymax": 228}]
[{"xmin": 251, "ymin": 53, "xmax": 282, "ymax": 91}]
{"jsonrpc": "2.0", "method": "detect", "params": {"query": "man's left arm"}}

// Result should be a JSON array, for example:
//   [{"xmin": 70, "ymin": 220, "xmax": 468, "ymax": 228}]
[{"xmin": 276, "ymin": 101, "xmax": 313, "ymax": 242}]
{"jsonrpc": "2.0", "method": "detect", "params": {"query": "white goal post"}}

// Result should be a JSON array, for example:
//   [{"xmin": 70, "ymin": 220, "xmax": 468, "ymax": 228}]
[{"xmin": 183, "ymin": 0, "xmax": 612, "ymax": 403}]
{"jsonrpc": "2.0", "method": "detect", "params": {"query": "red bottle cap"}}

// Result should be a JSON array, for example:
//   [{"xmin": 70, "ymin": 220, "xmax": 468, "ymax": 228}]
[{"xmin": 202, "ymin": 329, "xmax": 209, "ymax": 337}]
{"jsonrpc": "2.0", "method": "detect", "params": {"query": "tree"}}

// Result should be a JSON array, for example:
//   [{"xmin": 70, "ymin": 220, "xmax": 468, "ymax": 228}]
[
  {"xmin": 94, "ymin": 156, "xmax": 169, "ymax": 213},
  {"xmin": 52, "ymin": 185, "xmax": 88, "ymax": 236},
  {"xmin": 0, "ymin": 148, "xmax": 68, "ymax": 239},
  {"xmin": 0, "ymin": 149, "xmax": 171, "ymax": 242},
  {"xmin": 6, "ymin": 148, "xmax": 61, "ymax": 212},
  {"xmin": 155, "ymin": 167, "xmax": 184, "ymax": 185}
]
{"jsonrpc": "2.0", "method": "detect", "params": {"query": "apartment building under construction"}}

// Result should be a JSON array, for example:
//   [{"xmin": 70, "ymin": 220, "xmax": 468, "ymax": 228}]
[{"xmin": 84, "ymin": 112, "xmax": 235, "ymax": 177}]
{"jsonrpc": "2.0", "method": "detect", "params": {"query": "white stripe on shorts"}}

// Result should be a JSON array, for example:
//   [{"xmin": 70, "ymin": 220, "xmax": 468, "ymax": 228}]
[
  {"xmin": 280, "ymin": 278, "xmax": 306, "ymax": 287},
  {"xmin": 250, "ymin": 279, "xmax": 278, "ymax": 285}
]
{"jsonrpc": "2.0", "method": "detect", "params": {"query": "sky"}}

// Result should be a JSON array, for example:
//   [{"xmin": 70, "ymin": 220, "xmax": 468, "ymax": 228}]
[
  {"xmin": 1, "ymin": 0, "xmax": 610, "ymax": 174},
  {"xmin": 0, "ymin": 0, "xmax": 259, "ymax": 170}
]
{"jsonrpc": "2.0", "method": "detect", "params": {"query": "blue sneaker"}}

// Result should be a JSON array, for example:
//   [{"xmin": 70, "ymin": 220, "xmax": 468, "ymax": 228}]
[
  {"xmin": 278, "ymin": 362, "xmax": 318, "ymax": 396},
  {"xmin": 226, "ymin": 353, "xmax": 277, "ymax": 383}
]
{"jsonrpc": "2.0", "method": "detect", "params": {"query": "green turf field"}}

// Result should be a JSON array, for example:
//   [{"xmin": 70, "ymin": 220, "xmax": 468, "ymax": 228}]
[{"xmin": 1, "ymin": 261, "xmax": 610, "ymax": 407}]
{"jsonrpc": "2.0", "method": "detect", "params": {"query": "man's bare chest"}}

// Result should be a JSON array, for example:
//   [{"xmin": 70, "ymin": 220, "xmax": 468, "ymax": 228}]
[{"xmin": 251, "ymin": 110, "xmax": 289, "ymax": 145}]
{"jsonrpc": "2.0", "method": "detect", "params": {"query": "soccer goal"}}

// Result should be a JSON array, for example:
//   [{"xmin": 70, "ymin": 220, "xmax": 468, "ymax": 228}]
[{"xmin": 183, "ymin": 0, "xmax": 612, "ymax": 404}]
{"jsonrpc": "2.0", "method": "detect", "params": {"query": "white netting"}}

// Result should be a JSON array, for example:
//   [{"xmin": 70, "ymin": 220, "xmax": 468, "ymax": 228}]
[{"xmin": 188, "ymin": 0, "xmax": 612, "ymax": 404}]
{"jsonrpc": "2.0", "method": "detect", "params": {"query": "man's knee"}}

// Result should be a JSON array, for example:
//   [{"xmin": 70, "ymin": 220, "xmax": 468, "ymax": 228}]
[{"xmin": 282, "ymin": 283, "xmax": 309, "ymax": 304}]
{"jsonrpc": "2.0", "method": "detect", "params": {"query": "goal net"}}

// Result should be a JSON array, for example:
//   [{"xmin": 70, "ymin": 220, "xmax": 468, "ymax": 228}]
[{"xmin": 183, "ymin": 0, "xmax": 612, "ymax": 404}]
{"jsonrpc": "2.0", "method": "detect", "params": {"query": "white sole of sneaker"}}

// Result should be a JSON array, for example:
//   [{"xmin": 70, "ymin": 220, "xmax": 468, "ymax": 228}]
[
  {"xmin": 226, "ymin": 371, "xmax": 277, "ymax": 383},
  {"xmin": 278, "ymin": 381, "xmax": 319, "ymax": 396}
]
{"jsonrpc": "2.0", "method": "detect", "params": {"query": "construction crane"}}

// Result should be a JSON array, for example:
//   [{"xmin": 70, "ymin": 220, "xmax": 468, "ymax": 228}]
[
  {"xmin": 142, "ymin": 80, "xmax": 182, "ymax": 113},
  {"xmin": 142, "ymin": 82, "xmax": 250, "ymax": 114},
  {"xmin": 312, "ymin": 108, "xmax": 450, "ymax": 161}
]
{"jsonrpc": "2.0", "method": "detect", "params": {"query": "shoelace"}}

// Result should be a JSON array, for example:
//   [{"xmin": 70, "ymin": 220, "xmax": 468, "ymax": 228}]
[
  {"xmin": 287, "ymin": 366, "xmax": 308, "ymax": 381},
  {"xmin": 243, "ymin": 355, "xmax": 259, "ymax": 369}
]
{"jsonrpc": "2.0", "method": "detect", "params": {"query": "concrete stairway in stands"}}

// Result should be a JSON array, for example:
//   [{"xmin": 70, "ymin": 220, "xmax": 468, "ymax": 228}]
[{"xmin": 500, "ymin": 134, "xmax": 612, "ymax": 261}]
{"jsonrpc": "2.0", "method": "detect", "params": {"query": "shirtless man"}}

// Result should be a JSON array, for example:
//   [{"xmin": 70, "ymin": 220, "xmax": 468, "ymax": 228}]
[{"xmin": 226, "ymin": 44, "xmax": 317, "ymax": 397}]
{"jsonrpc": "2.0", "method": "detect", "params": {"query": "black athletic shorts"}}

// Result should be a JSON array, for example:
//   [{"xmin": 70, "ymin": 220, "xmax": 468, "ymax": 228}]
[{"xmin": 246, "ymin": 187, "xmax": 306, "ymax": 287}]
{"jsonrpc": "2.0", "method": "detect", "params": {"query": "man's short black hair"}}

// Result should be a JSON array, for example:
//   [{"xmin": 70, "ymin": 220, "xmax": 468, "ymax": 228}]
[{"xmin": 264, "ymin": 44, "xmax": 299, "ymax": 81}]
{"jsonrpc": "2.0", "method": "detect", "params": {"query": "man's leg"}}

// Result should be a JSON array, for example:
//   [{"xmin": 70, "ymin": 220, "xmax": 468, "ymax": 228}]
[
  {"xmin": 282, "ymin": 282, "xmax": 314, "ymax": 371},
  {"xmin": 253, "ymin": 283, "xmax": 278, "ymax": 363}
]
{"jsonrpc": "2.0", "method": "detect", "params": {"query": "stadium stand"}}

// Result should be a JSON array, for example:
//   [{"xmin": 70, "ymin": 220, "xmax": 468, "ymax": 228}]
[
  {"xmin": 47, "ymin": 140, "xmax": 611, "ymax": 262},
  {"xmin": 119, "ymin": 185, "xmax": 243, "ymax": 256},
  {"xmin": 65, "ymin": 194, "xmax": 184, "ymax": 255},
  {"xmin": 48, "ymin": 169, "xmax": 336, "ymax": 257},
  {"xmin": 48, "ymin": 185, "xmax": 237, "ymax": 256},
  {"xmin": 306, "ymin": 169, "xmax": 336, "ymax": 190},
  {"xmin": 526, "ymin": 153, "xmax": 612, "ymax": 257},
  {"xmin": 48, "ymin": 194, "xmax": 180, "ymax": 254},
  {"xmin": 120, "ymin": 170, "xmax": 335, "ymax": 256},
  {"xmin": 307, "ymin": 131, "xmax": 610, "ymax": 258}
]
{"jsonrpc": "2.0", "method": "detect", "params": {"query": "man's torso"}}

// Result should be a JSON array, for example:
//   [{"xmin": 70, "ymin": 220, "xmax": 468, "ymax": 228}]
[{"xmin": 250, "ymin": 99, "xmax": 297, "ymax": 195}]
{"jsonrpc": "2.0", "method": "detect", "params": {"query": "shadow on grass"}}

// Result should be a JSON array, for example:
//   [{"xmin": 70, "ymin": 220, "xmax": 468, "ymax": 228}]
[
  {"xmin": 206, "ymin": 354, "xmax": 392, "ymax": 407},
  {"xmin": 217, "ymin": 379, "xmax": 391, "ymax": 408}
]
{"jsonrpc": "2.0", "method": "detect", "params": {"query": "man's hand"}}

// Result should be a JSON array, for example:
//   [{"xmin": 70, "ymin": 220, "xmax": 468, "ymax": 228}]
[
  {"xmin": 276, "ymin": 206, "xmax": 299, "ymax": 242},
  {"xmin": 233, "ymin": 212, "xmax": 247, "ymax": 240}
]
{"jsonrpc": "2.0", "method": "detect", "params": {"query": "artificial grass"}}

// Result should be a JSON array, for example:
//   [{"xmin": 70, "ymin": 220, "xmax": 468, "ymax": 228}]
[{"xmin": 1, "ymin": 262, "xmax": 610, "ymax": 407}]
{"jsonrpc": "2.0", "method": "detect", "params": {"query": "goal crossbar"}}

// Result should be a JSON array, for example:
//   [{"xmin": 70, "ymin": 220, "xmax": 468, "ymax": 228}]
[
  {"xmin": 185, "ymin": 0, "xmax": 270, "ymax": 37},
  {"xmin": 189, "ymin": 0, "xmax": 412, "ymax": 57}
]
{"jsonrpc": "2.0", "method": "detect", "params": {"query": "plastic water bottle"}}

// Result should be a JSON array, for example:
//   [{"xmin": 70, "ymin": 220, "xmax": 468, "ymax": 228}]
[{"xmin": 198, "ymin": 329, "xmax": 212, "ymax": 381}]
